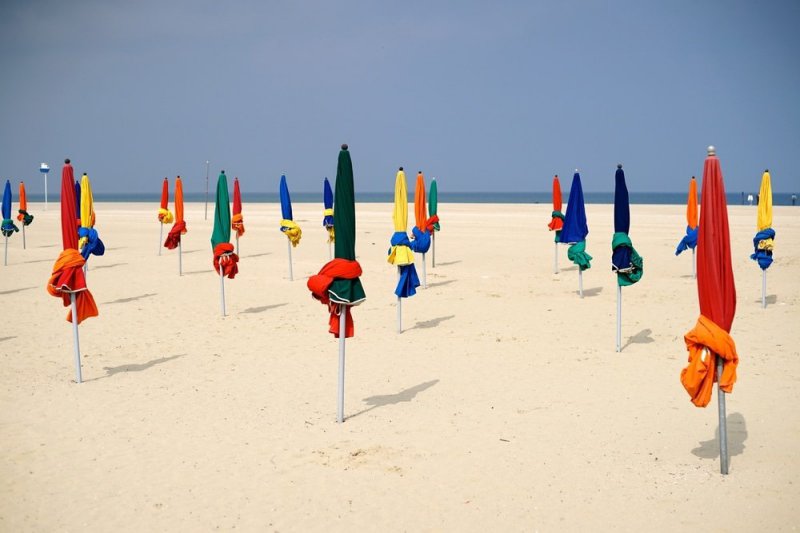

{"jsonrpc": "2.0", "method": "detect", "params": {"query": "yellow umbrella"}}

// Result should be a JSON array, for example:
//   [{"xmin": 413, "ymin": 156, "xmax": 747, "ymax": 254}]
[
  {"xmin": 387, "ymin": 167, "xmax": 419, "ymax": 333},
  {"xmin": 752, "ymin": 170, "xmax": 775, "ymax": 308},
  {"xmin": 78, "ymin": 173, "xmax": 104, "ymax": 263}
]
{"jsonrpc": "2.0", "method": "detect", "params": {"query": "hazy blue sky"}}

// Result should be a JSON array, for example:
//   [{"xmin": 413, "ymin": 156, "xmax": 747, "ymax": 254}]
[{"xmin": 1, "ymin": 0, "xmax": 798, "ymax": 195}]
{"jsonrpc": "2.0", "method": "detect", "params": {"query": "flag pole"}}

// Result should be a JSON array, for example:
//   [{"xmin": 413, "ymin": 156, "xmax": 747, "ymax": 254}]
[
  {"xmin": 219, "ymin": 264, "xmax": 226, "ymax": 316},
  {"xmin": 578, "ymin": 269, "xmax": 583, "ymax": 298},
  {"xmin": 616, "ymin": 284, "xmax": 622, "ymax": 352},
  {"xmin": 337, "ymin": 305, "xmax": 347, "ymax": 423},
  {"xmin": 287, "ymin": 239, "xmax": 294, "ymax": 281},
  {"xmin": 158, "ymin": 223, "xmax": 163, "ymax": 255},
  {"xmin": 762, "ymin": 270, "xmax": 767, "ymax": 309},
  {"xmin": 70, "ymin": 293, "xmax": 82, "ymax": 383},
  {"xmin": 421, "ymin": 252, "xmax": 427, "ymax": 288},
  {"xmin": 716, "ymin": 354, "xmax": 729, "ymax": 474}
]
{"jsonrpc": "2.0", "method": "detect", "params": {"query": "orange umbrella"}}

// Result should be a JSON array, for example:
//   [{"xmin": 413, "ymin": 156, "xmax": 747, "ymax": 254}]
[
  {"xmin": 231, "ymin": 177, "xmax": 245, "ymax": 254},
  {"xmin": 164, "ymin": 176, "xmax": 186, "ymax": 275},
  {"xmin": 17, "ymin": 181, "xmax": 34, "ymax": 249},
  {"xmin": 412, "ymin": 171, "xmax": 433, "ymax": 288}
]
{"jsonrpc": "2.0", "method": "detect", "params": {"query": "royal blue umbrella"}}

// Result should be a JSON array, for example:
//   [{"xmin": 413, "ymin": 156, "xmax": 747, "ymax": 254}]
[
  {"xmin": 323, "ymin": 177, "xmax": 335, "ymax": 258},
  {"xmin": 279, "ymin": 175, "xmax": 301, "ymax": 281},
  {"xmin": 559, "ymin": 171, "xmax": 592, "ymax": 297},
  {"xmin": 611, "ymin": 165, "xmax": 643, "ymax": 351},
  {"xmin": 2, "ymin": 180, "xmax": 20, "ymax": 266}
]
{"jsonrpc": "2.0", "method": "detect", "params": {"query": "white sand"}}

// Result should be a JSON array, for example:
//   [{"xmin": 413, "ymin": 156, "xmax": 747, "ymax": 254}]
[{"xmin": 1, "ymin": 201, "xmax": 798, "ymax": 531}]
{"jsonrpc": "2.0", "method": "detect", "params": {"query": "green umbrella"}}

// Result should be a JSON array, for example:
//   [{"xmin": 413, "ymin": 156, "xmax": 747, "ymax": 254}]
[
  {"xmin": 329, "ymin": 148, "xmax": 365, "ymax": 304},
  {"xmin": 211, "ymin": 171, "xmax": 231, "ymax": 249},
  {"xmin": 429, "ymin": 177, "xmax": 440, "ymax": 267}
]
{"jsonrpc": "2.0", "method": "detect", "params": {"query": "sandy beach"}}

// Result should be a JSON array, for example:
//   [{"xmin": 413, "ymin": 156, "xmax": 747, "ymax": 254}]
[{"xmin": 1, "ymin": 201, "xmax": 798, "ymax": 531}]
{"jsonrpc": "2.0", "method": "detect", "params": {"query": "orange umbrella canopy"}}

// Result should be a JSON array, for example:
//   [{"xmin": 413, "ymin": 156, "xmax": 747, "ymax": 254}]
[
  {"xmin": 414, "ymin": 172, "xmax": 427, "ymax": 231},
  {"xmin": 686, "ymin": 176, "xmax": 698, "ymax": 229}
]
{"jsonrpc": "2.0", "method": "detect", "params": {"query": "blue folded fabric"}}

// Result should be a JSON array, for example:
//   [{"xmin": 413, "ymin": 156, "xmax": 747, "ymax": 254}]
[
  {"xmin": 409, "ymin": 226, "xmax": 431, "ymax": 253},
  {"xmin": 675, "ymin": 225, "xmax": 698, "ymax": 255},
  {"xmin": 78, "ymin": 227, "xmax": 105, "ymax": 260},
  {"xmin": 389, "ymin": 231, "xmax": 411, "ymax": 250},
  {"xmin": 395, "ymin": 264, "xmax": 420, "ymax": 298},
  {"xmin": 750, "ymin": 228, "xmax": 775, "ymax": 270},
  {"xmin": 612, "ymin": 246, "xmax": 632, "ymax": 271}
]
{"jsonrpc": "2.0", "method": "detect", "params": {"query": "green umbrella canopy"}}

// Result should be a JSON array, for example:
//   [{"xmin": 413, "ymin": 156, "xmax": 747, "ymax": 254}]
[
  {"xmin": 429, "ymin": 178, "xmax": 440, "ymax": 231},
  {"xmin": 211, "ymin": 171, "xmax": 231, "ymax": 249},
  {"xmin": 329, "ymin": 145, "xmax": 365, "ymax": 304}
]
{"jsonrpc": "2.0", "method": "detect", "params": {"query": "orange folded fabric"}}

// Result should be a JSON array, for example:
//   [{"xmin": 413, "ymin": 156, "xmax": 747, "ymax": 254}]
[
  {"xmin": 307, "ymin": 258, "xmax": 363, "ymax": 338},
  {"xmin": 213, "ymin": 243, "xmax": 239, "ymax": 279},
  {"xmin": 231, "ymin": 213, "xmax": 245, "ymax": 237},
  {"xmin": 46, "ymin": 249, "xmax": 98, "ymax": 324},
  {"xmin": 680, "ymin": 314, "xmax": 738, "ymax": 407}
]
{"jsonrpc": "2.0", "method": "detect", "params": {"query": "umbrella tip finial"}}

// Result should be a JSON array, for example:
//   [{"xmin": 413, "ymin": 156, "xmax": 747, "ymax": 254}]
[
  {"xmin": 765, "ymin": 169, "xmax": 769, "ymax": 173},
  {"xmin": 399, "ymin": 166, "xmax": 403, "ymax": 171},
  {"xmin": 341, "ymin": 143, "xmax": 348, "ymax": 150},
  {"xmin": 707, "ymin": 145, "xmax": 716, "ymax": 156},
  {"xmin": 617, "ymin": 163, "xmax": 622, "ymax": 169},
  {"xmin": 64, "ymin": 158, "xmax": 70, "ymax": 164},
  {"xmin": 574, "ymin": 168, "xmax": 579, "ymax": 173}
]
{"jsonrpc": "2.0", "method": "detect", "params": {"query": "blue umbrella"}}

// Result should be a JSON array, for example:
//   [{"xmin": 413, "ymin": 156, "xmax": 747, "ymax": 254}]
[
  {"xmin": 279, "ymin": 175, "xmax": 301, "ymax": 280},
  {"xmin": 280, "ymin": 175, "xmax": 293, "ymax": 221},
  {"xmin": 2, "ymin": 180, "xmax": 20, "ymax": 265},
  {"xmin": 74, "ymin": 179, "xmax": 81, "ymax": 223},
  {"xmin": 559, "ymin": 172, "xmax": 592, "ymax": 297},
  {"xmin": 323, "ymin": 177, "xmax": 335, "ymax": 250}
]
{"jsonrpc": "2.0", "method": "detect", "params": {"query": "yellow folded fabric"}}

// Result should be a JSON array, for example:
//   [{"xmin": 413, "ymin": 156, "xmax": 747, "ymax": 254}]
[{"xmin": 281, "ymin": 219, "xmax": 302, "ymax": 247}]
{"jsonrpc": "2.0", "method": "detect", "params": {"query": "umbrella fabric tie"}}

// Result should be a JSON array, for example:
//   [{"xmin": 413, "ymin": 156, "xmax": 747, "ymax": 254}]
[
  {"xmin": 680, "ymin": 314, "xmax": 738, "ymax": 408},
  {"xmin": 567, "ymin": 240, "xmax": 592, "ymax": 271},
  {"xmin": 307, "ymin": 258, "xmax": 363, "ymax": 338},
  {"xmin": 158, "ymin": 208, "xmax": 174, "ymax": 224},
  {"xmin": 1, "ymin": 218, "xmax": 19, "ymax": 237},
  {"xmin": 46, "ymin": 249, "xmax": 98, "ymax": 324},
  {"xmin": 281, "ymin": 219, "xmax": 302, "ymax": 247},
  {"xmin": 409, "ymin": 226, "xmax": 431, "ymax": 253},
  {"xmin": 164, "ymin": 220, "xmax": 187, "ymax": 250},
  {"xmin": 675, "ymin": 225, "xmax": 699, "ymax": 255},
  {"xmin": 424, "ymin": 215, "xmax": 439, "ymax": 233},
  {"xmin": 323, "ymin": 208, "xmax": 335, "ymax": 243},
  {"xmin": 231, "ymin": 213, "xmax": 245, "ymax": 237},
  {"xmin": 549, "ymin": 210, "xmax": 564, "ymax": 242},
  {"xmin": 78, "ymin": 227, "xmax": 105, "ymax": 260},
  {"xmin": 388, "ymin": 231, "xmax": 414, "ymax": 265},
  {"xmin": 213, "ymin": 243, "xmax": 239, "ymax": 279},
  {"xmin": 750, "ymin": 228, "xmax": 775, "ymax": 270},
  {"xmin": 17, "ymin": 209, "xmax": 34, "ymax": 226},
  {"xmin": 611, "ymin": 232, "xmax": 643, "ymax": 286}
]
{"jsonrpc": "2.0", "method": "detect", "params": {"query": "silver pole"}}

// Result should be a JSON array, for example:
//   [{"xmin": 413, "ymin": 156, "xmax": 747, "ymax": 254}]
[
  {"xmin": 762, "ymin": 270, "xmax": 767, "ymax": 309},
  {"xmin": 158, "ymin": 224, "xmax": 163, "ymax": 255},
  {"xmin": 717, "ymin": 354, "xmax": 729, "ymax": 475},
  {"xmin": 397, "ymin": 267, "xmax": 402, "ymax": 333},
  {"xmin": 692, "ymin": 248, "xmax": 696, "ymax": 279},
  {"xmin": 432, "ymin": 232, "xmax": 436, "ymax": 268},
  {"xmin": 287, "ymin": 239, "xmax": 294, "ymax": 281},
  {"xmin": 616, "ymin": 284, "xmax": 622, "ymax": 352},
  {"xmin": 421, "ymin": 252, "xmax": 427, "ymax": 289},
  {"xmin": 337, "ymin": 305, "xmax": 346, "ymax": 423},
  {"xmin": 178, "ymin": 241, "xmax": 183, "ymax": 276},
  {"xmin": 328, "ymin": 241, "xmax": 332, "ymax": 261},
  {"xmin": 83, "ymin": 262, "xmax": 88, "ymax": 283},
  {"xmin": 22, "ymin": 224, "xmax": 26, "ymax": 250},
  {"xmin": 578, "ymin": 269, "xmax": 583, "ymax": 298},
  {"xmin": 3, "ymin": 236, "xmax": 7, "ymax": 266},
  {"xmin": 554, "ymin": 242, "xmax": 558, "ymax": 274},
  {"xmin": 236, "ymin": 234, "xmax": 239, "ymax": 256},
  {"xmin": 70, "ymin": 293, "xmax": 82, "ymax": 384},
  {"xmin": 219, "ymin": 264, "xmax": 226, "ymax": 317},
  {"xmin": 204, "ymin": 160, "xmax": 209, "ymax": 221}
]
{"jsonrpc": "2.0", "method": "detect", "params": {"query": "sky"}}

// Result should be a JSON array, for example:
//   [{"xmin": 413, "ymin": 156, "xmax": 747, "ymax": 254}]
[{"xmin": 1, "ymin": 0, "xmax": 798, "ymax": 195}]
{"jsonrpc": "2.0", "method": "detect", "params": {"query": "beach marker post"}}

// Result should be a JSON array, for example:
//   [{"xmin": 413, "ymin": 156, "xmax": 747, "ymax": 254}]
[
  {"xmin": 337, "ymin": 305, "xmax": 347, "ymax": 423},
  {"xmin": 70, "ymin": 293, "xmax": 82, "ymax": 383}
]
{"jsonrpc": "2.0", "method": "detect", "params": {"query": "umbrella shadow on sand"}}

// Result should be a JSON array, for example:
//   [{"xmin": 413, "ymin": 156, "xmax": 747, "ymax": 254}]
[
  {"xmin": 240, "ymin": 303, "xmax": 288, "ymax": 314},
  {"xmin": 622, "ymin": 328, "xmax": 654, "ymax": 350},
  {"xmin": 427, "ymin": 279, "xmax": 456, "ymax": 289},
  {"xmin": 86, "ymin": 354, "xmax": 186, "ymax": 382},
  {"xmin": 102, "ymin": 293, "xmax": 157, "ymax": 305},
  {"xmin": 581, "ymin": 286, "xmax": 602, "ymax": 297},
  {"xmin": 347, "ymin": 380, "xmax": 439, "ymax": 421},
  {"xmin": 409, "ymin": 315, "xmax": 455, "ymax": 330},
  {"xmin": 753, "ymin": 295, "xmax": 777, "ymax": 304},
  {"xmin": 692, "ymin": 412, "xmax": 747, "ymax": 461},
  {"xmin": 0, "ymin": 286, "xmax": 36, "ymax": 296}
]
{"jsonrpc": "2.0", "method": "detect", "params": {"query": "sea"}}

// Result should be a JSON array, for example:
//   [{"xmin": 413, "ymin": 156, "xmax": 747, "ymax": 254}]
[{"xmin": 20, "ymin": 191, "xmax": 800, "ymax": 206}]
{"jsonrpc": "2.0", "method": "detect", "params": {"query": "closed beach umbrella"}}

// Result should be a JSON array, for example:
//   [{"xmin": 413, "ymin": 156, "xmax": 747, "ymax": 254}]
[
  {"xmin": 411, "ymin": 171, "xmax": 433, "ymax": 288},
  {"xmin": 157, "ymin": 177, "xmax": 173, "ymax": 255},
  {"xmin": 46, "ymin": 159, "xmax": 98, "ymax": 383},
  {"xmin": 323, "ymin": 177, "xmax": 335, "ymax": 249},
  {"xmin": 429, "ymin": 177, "xmax": 440, "ymax": 267},
  {"xmin": 559, "ymin": 171, "xmax": 592, "ymax": 296},
  {"xmin": 17, "ymin": 181, "xmax": 34, "ymax": 250},
  {"xmin": 74, "ymin": 178, "xmax": 81, "ymax": 230},
  {"xmin": 675, "ymin": 177, "xmax": 699, "ymax": 280},
  {"xmin": 306, "ymin": 144, "xmax": 366, "ymax": 423},
  {"xmin": 548, "ymin": 175, "xmax": 564, "ymax": 273},
  {"xmin": 232, "ymin": 177, "xmax": 245, "ymax": 254},
  {"xmin": 164, "ymin": 176, "xmax": 187, "ymax": 274},
  {"xmin": 78, "ymin": 173, "xmax": 105, "ymax": 262},
  {"xmin": 611, "ymin": 165, "xmax": 644, "ymax": 352},
  {"xmin": 679, "ymin": 146, "xmax": 738, "ymax": 475},
  {"xmin": 2, "ymin": 180, "xmax": 20, "ymax": 265},
  {"xmin": 750, "ymin": 170, "xmax": 775, "ymax": 308},
  {"xmin": 211, "ymin": 171, "xmax": 238, "ymax": 316},
  {"xmin": 388, "ymin": 168, "xmax": 419, "ymax": 332},
  {"xmin": 280, "ymin": 175, "xmax": 301, "ymax": 281}
]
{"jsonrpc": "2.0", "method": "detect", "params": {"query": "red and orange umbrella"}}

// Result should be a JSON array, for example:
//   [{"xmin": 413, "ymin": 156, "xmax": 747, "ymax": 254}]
[
  {"xmin": 164, "ymin": 176, "xmax": 187, "ymax": 275},
  {"xmin": 680, "ymin": 146, "xmax": 738, "ymax": 475},
  {"xmin": 231, "ymin": 177, "xmax": 245, "ymax": 252}
]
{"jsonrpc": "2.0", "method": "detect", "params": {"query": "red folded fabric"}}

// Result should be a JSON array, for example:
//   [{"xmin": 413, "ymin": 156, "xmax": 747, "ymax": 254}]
[
  {"xmin": 213, "ymin": 243, "xmax": 239, "ymax": 279},
  {"xmin": 164, "ymin": 220, "xmax": 186, "ymax": 250},
  {"xmin": 424, "ymin": 215, "xmax": 440, "ymax": 233},
  {"xmin": 307, "ymin": 258, "xmax": 362, "ymax": 338},
  {"xmin": 46, "ymin": 249, "xmax": 99, "ymax": 324}
]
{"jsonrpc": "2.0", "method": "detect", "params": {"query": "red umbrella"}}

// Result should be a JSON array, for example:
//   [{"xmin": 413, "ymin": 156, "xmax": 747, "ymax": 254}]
[
  {"xmin": 46, "ymin": 159, "xmax": 98, "ymax": 383},
  {"xmin": 548, "ymin": 175, "xmax": 564, "ymax": 273},
  {"xmin": 231, "ymin": 177, "xmax": 245, "ymax": 254},
  {"xmin": 680, "ymin": 146, "xmax": 738, "ymax": 475}
]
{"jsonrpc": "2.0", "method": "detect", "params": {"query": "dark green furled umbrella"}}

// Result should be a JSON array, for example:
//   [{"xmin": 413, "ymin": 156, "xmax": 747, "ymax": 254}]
[
  {"xmin": 211, "ymin": 170, "xmax": 238, "ymax": 316},
  {"xmin": 329, "ymin": 148, "xmax": 365, "ymax": 305}
]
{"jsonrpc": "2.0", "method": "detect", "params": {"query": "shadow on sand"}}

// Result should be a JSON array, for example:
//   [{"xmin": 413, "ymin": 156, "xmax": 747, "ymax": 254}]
[
  {"xmin": 92, "ymin": 262, "xmax": 129, "ymax": 270},
  {"xmin": 241, "ymin": 303, "xmax": 288, "ymax": 314},
  {"xmin": 754, "ymin": 294, "xmax": 777, "ymax": 305},
  {"xmin": 691, "ymin": 412, "xmax": 748, "ymax": 466},
  {"xmin": 347, "ymin": 380, "xmax": 439, "ymax": 420},
  {"xmin": 102, "ymin": 293, "xmax": 157, "ymax": 305},
  {"xmin": 409, "ymin": 315, "xmax": 455, "ymax": 330},
  {"xmin": 581, "ymin": 286, "xmax": 602, "ymax": 297},
  {"xmin": 427, "ymin": 279, "xmax": 456, "ymax": 289},
  {"xmin": 622, "ymin": 328, "xmax": 654, "ymax": 350},
  {"xmin": 86, "ymin": 354, "xmax": 186, "ymax": 382},
  {"xmin": 0, "ymin": 286, "xmax": 36, "ymax": 296}
]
